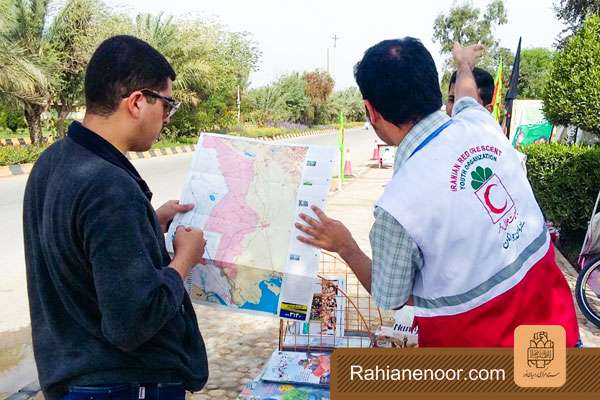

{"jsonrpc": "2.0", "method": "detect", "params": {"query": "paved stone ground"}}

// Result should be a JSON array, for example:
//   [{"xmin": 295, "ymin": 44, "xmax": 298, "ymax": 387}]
[{"xmin": 189, "ymin": 305, "xmax": 279, "ymax": 400}]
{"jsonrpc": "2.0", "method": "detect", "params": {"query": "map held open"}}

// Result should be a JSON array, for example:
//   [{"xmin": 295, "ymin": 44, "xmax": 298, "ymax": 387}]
[{"xmin": 167, "ymin": 134, "xmax": 336, "ymax": 321}]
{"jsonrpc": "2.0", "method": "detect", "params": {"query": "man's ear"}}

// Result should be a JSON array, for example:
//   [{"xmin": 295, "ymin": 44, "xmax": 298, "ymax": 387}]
[
  {"xmin": 485, "ymin": 103, "xmax": 493, "ymax": 113},
  {"xmin": 364, "ymin": 100, "xmax": 380, "ymax": 124},
  {"xmin": 125, "ymin": 91, "xmax": 144, "ymax": 119}
]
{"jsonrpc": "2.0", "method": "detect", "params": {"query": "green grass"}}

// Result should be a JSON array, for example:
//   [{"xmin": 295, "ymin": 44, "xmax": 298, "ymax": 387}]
[
  {"xmin": 0, "ymin": 145, "xmax": 47, "ymax": 166},
  {"xmin": 230, "ymin": 127, "xmax": 302, "ymax": 139},
  {"xmin": 0, "ymin": 128, "xmax": 55, "ymax": 142},
  {"xmin": 325, "ymin": 121, "xmax": 365, "ymax": 129},
  {"xmin": 230, "ymin": 122, "xmax": 365, "ymax": 139},
  {"xmin": 152, "ymin": 136, "xmax": 197, "ymax": 149},
  {"xmin": 0, "ymin": 138, "xmax": 196, "ymax": 166},
  {"xmin": 0, "ymin": 128, "xmax": 29, "ymax": 140}
]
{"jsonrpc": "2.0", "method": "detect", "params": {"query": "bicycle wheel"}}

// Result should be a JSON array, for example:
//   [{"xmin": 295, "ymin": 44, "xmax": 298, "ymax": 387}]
[{"xmin": 575, "ymin": 254, "xmax": 600, "ymax": 329}]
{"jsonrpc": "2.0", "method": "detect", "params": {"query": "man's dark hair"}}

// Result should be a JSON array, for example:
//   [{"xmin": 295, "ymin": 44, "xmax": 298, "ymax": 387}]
[
  {"xmin": 353, "ymin": 37, "xmax": 442, "ymax": 126},
  {"xmin": 449, "ymin": 67, "xmax": 494, "ymax": 106},
  {"xmin": 85, "ymin": 35, "xmax": 176, "ymax": 116}
]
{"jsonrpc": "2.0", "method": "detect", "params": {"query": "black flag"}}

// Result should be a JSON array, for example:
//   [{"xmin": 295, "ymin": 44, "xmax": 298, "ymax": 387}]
[{"xmin": 505, "ymin": 37, "xmax": 521, "ymax": 137}]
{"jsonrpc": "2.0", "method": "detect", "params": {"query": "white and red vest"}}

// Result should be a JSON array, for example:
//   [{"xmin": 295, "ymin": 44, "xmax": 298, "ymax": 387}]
[{"xmin": 377, "ymin": 107, "xmax": 579, "ymax": 347}]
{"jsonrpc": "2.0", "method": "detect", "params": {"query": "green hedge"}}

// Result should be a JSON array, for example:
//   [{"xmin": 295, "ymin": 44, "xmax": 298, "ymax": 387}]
[
  {"xmin": 523, "ymin": 143, "xmax": 600, "ymax": 234},
  {"xmin": 230, "ymin": 122, "xmax": 363, "ymax": 139},
  {"xmin": 0, "ymin": 145, "xmax": 46, "ymax": 166}
]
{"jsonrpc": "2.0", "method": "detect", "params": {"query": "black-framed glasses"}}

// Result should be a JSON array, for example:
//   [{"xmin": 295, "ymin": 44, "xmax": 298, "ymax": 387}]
[
  {"xmin": 140, "ymin": 89, "xmax": 180, "ymax": 119},
  {"xmin": 124, "ymin": 88, "xmax": 181, "ymax": 119}
]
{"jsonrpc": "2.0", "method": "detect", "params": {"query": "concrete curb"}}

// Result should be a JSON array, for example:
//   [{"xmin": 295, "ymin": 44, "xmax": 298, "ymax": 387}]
[
  {"xmin": 5, "ymin": 382, "xmax": 40, "ymax": 400},
  {"xmin": 261, "ymin": 128, "xmax": 336, "ymax": 142},
  {"xmin": 126, "ymin": 144, "xmax": 197, "ymax": 161},
  {"xmin": 0, "ymin": 137, "xmax": 52, "ymax": 146},
  {"xmin": 0, "ymin": 129, "xmax": 339, "ymax": 179}
]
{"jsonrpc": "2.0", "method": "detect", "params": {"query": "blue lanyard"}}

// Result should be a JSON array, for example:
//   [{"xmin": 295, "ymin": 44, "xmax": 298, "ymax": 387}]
[{"xmin": 409, "ymin": 120, "xmax": 453, "ymax": 158}]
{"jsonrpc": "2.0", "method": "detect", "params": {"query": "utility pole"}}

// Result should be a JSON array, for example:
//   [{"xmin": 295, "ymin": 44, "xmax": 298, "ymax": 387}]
[
  {"xmin": 330, "ymin": 34, "xmax": 341, "ymax": 79},
  {"xmin": 332, "ymin": 34, "xmax": 340, "ymax": 49}
]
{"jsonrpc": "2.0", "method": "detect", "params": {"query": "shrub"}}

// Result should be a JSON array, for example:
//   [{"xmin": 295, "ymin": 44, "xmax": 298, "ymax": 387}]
[
  {"xmin": 523, "ymin": 143, "xmax": 600, "ymax": 235},
  {"xmin": 0, "ymin": 145, "xmax": 46, "ymax": 166},
  {"xmin": 5, "ymin": 112, "xmax": 28, "ymax": 132}
]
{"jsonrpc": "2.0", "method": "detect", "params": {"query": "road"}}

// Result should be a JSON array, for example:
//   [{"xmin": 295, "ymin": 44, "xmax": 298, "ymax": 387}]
[
  {"xmin": 0, "ymin": 127, "xmax": 378, "ymax": 395},
  {"xmin": 0, "ymin": 127, "xmax": 378, "ymax": 333}
]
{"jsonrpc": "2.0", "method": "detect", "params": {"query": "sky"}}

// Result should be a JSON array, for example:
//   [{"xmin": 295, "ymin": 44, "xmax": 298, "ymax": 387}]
[{"xmin": 104, "ymin": 0, "xmax": 566, "ymax": 89}]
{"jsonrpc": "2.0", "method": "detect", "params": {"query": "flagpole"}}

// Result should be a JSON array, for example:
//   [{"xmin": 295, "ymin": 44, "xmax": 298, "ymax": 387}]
[
  {"xmin": 505, "ymin": 37, "xmax": 522, "ymax": 138},
  {"xmin": 338, "ymin": 111, "xmax": 345, "ymax": 190}
]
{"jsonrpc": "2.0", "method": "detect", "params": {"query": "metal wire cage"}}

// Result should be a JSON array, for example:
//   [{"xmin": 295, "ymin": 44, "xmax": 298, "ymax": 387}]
[{"xmin": 279, "ymin": 250, "xmax": 397, "ymax": 352}]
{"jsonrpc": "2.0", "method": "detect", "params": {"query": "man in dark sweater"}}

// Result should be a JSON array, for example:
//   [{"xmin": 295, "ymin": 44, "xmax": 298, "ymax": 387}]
[{"xmin": 23, "ymin": 35, "xmax": 209, "ymax": 399}]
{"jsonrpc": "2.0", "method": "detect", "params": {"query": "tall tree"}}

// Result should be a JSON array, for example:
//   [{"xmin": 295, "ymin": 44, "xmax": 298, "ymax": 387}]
[
  {"xmin": 555, "ymin": 0, "xmax": 600, "ymax": 40},
  {"xmin": 244, "ymin": 85, "xmax": 288, "ymax": 126},
  {"xmin": 0, "ymin": 39, "xmax": 48, "ymax": 107},
  {"xmin": 48, "ymin": 0, "xmax": 104, "ymax": 137},
  {"xmin": 134, "ymin": 13, "xmax": 208, "ymax": 107},
  {"xmin": 543, "ymin": 15, "xmax": 600, "ymax": 136},
  {"xmin": 433, "ymin": 0, "xmax": 508, "ymax": 64},
  {"xmin": 327, "ymin": 87, "xmax": 365, "ymax": 122},
  {"xmin": 0, "ymin": 0, "xmax": 53, "ymax": 144},
  {"xmin": 433, "ymin": 0, "xmax": 510, "ymax": 100},
  {"xmin": 132, "ymin": 14, "xmax": 260, "ymax": 134},
  {"xmin": 275, "ymin": 73, "xmax": 309, "ymax": 124},
  {"xmin": 0, "ymin": 0, "xmax": 47, "ymax": 108},
  {"xmin": 0, "ymin": 0, "xmax": 108, "ymax": 142},
  {"xmin": 519, "ymin": 48, "xmax": 555, "ymax": 99},
  {"xmin": 302, "ymin": 70, "xmax": 334, "ymax": 126}
]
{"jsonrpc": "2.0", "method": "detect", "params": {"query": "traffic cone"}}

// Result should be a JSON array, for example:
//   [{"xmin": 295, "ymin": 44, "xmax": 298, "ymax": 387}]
[
  {"xmin": 371, "ymin": 140, "xmax": 380, "ymax": 160},
  {"xmin": 344, "ymin": 148, "xmax": 353, "ymax": 177}
]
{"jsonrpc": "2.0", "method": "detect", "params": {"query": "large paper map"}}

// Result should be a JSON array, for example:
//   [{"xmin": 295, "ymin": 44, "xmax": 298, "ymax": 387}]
[{"xmin": 167, "ymin": 133, "xmax": 335, "ymax": 321}]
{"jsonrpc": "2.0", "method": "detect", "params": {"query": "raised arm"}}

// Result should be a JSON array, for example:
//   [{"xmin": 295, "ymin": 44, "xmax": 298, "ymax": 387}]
[{"xmin": 451, "ymin": 42, "xmax": 485, "ymax": 102}]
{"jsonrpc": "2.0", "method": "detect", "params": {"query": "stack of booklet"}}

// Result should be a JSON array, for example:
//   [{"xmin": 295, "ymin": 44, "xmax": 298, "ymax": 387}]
[{"xmin": 239, "ymin": 350, "xmax": 331, "ymax": 400}]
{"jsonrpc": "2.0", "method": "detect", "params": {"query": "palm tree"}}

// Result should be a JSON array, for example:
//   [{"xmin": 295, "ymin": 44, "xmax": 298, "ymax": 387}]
[
  {"xmin": 246, "ymin": 85, "xmax": 288, "ymax": 126},
  {"xmin": 0, "ymin": 0, "xmax": 49, "ymax": 143},
  {"xmin": 0, "ymin": 0, "xmax": 104, "ymax": 143},
  {"xmin": 134, "ymin": 13, "xmax": 213, "ymax": 107},
  {"xmin": 47, "ymin": 0, "xmax": 104, "ymax": 137},
  {"xmin": 0, "ymin": 40, "xmax": 47, "ymax": 106},
  {"xmin": 0, "ymin": 0, "xmax": 51, "ymax": 144}
]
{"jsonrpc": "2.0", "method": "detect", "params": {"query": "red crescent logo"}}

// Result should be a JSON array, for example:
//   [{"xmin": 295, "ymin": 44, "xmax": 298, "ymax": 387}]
[{"xmin": 484, "ymin": 184, "xmax": 507, "ymax": 214}]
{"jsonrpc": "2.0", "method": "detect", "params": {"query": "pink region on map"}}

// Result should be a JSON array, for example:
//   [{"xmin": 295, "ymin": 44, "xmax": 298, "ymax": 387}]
[{"xmin": 203, "ymin": 136, "xmax": 258, "ymax": 279}]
